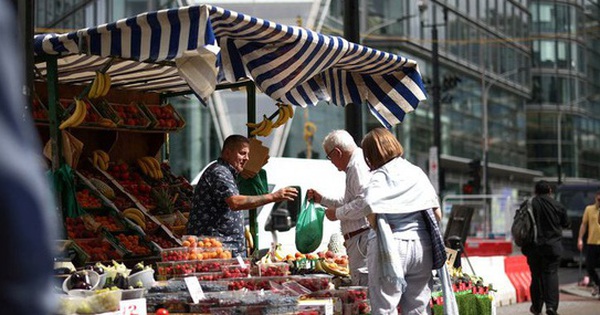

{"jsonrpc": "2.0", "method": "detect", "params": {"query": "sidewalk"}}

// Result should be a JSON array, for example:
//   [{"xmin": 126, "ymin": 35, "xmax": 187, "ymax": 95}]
[{"xmin": 496, "ymin": 283, "xmax": 600, "ymax": 315}]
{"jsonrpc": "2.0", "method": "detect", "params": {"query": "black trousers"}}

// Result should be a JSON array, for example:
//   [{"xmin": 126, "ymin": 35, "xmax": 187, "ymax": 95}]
[
  {"xmin": 585, "ymin": 244, "xmax": 600, "ymax": 287},
  {"xmin": 526, "ymin": 248, "xmax": 560, "ymax": 312}
]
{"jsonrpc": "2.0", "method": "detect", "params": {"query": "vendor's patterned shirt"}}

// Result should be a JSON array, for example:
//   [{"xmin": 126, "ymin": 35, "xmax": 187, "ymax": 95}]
[{"xmin": 187, "ymin": 158, "xmax": 246, "ymax": 256}]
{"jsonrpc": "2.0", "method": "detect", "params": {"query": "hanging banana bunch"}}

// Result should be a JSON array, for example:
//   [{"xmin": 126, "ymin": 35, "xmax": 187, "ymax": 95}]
[
  {"xmin": 246, "ymin": 103, "xmax": 294, "ymax": 137},
  {"xmin": 87, "ymin": 71, "xmax": 112, "ymax": 99},
  {"xmin": 58, "ymin": 98, "xmax": 88, "ymax": 130}
]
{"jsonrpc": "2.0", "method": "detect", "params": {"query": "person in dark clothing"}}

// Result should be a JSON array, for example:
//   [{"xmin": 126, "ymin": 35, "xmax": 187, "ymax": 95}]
[
  {"xmin": 522, "ymin": 181, "xmax": 570, "ymax": 315},
  {"xmin": 187, "ymin": 135, "xmax": 298, "ymax": 257}
]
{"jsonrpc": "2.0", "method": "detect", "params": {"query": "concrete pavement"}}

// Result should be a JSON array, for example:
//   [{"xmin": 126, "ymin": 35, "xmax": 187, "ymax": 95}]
[{"xmin": 496, "ymin": 282, "xmax": 600, "ymax": 315}]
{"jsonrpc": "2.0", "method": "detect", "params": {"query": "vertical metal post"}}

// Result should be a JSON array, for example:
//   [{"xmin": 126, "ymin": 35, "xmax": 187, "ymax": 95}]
[
  {"xmin": 557, "ymin": 111, "xmax": 562, "ymax": 184},
  {"xmin": 19, "ymin": 0, "xmax": 34, "ymax": 115},
  {"xmin": 343, "ymin": 0, "xmax": 362, "ymax": 143},
  {"xmin": 246, "ymin": 82, "xmax": 258, "ymax": 254},
  {"xmin": 47, "ymin": 56, "xmax": 63, "ymax": 171},
  {"xmin": 432, "ymin": 23, "xmax": 442, "ymax": 193}
]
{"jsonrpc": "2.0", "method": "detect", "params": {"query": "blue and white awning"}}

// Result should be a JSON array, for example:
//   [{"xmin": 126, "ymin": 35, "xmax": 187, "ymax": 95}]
[{"xmin": 34, "ymin": 5, "xmax": 426, "ymax": 127}]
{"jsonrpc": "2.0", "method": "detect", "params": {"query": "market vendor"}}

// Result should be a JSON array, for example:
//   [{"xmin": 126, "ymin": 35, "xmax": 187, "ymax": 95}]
[{"xmin": 186, "ymin": 134, "xmax": 298, "ymax": 257}]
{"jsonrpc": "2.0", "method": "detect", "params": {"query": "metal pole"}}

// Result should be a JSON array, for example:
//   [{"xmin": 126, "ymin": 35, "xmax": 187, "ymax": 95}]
[
  {"xmin": 19, "ymin": 0, "xmax": 34, "ymax": 117},
  {"xmin": 432, "ymin": 23, "xmax": 442, "ymax": 193},
  {"xmin": 247, "ymin": 82, "xmax": 258, "ymax": 255},
  {"xmin": 557, "ymin": 111, "xmax": 562, "ymax": 184},
  {"xmin": 343, "ymin": 0, "xmax": 362, "ymax": 143}
]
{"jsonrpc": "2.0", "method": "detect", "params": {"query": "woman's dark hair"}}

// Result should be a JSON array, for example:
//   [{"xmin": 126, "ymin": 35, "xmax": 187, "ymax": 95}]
[{"xmin": 534, "ymin": 180, "xmax": 552, "ymax": 195}]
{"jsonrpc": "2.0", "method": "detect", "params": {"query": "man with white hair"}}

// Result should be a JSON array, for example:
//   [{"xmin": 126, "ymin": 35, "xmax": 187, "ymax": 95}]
[{"xmin": 307, "ymin": 129, "xmax": 371, "ymax": 286}]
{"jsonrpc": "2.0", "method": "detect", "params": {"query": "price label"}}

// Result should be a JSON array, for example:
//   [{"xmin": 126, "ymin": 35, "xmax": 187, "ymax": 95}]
[
  {"xmin": 236, "ymin": 255, "xmax": 247, "ymax": 269},
  {"xmin": 120, "ymin": 298, "xmax": 147, "ymax": 315},
  {"xmin": 184, "ymin": 276, "xmax": 205, "ymax": 303}
]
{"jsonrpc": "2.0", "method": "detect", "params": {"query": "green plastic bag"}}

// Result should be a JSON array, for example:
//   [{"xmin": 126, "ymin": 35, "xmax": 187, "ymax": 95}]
[
  {"xmin": 237, "ymin": 169, "xmax": 268, "ymax": 195},
  {"xmin": 295, "ymin": 197, "xmax": 325, "ymax": 253}
]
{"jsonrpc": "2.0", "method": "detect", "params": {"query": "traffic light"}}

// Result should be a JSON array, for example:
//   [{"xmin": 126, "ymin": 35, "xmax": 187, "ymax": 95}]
[{"xmin": 463, "ymin": 159, "xmax": 481, "ymax": 194}]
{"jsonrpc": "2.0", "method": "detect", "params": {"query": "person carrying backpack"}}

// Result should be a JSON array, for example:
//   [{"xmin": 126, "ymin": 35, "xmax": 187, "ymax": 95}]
[{"xmin": 521, "ymin": 181, "xmax": 570, "ymax": 315}]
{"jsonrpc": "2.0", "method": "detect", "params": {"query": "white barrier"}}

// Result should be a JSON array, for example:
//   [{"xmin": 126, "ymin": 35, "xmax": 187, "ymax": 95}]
[{"xmin": 461, "ymin": 256, "xmax": 517, "ymax": 306}]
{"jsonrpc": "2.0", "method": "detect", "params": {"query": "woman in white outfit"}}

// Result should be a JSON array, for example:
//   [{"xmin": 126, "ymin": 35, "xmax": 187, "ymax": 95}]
[{"xmin": 360, "ymin": 128, "xmax": 445, "ymax": 315}]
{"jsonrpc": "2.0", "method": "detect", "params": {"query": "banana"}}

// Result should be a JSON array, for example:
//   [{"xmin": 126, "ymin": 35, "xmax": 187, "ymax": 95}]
[
  {"xmin": 88, "ymin": 72, "xmax": 100, "ymax": 99},
  {"xmin": 59, "ymin": 98, "xmax": 87, "ymax": 129},
  {"xmin": 285, "ymin": 104, "xmax": 294, "ymax": 119},
  {"xmin": 271, "ymin": 105, "xmax": 288, "ymax": 128},
  {"xmin": 97, "ymin": 157, "xmax": 108, "ymax": 171},
  {"xmin": 249, "ymin": 118, "xmax": 268, "ymax": 136},
  {"xmin": 136, "ymin": 158, "xmax": 149, "ymax": 176},
  {"xmin": 142, "ymin": 156, "xmax": 162, "ymax": 179},
  {"xmin": 314, "ymin": 259, "xmax": 325, "ymax": 273},
  {"xmin": 101, "ymin": 72, "xmax": 112, "ymax": 96},
  {"xmin": 94, "ymin": 150, "xmax": 110, "ymax": 164},
  {"xmin": 124, "ymin": 212, "xmax": 146, "ymax": 230},
  {"xmin": 257, "ymin": 117, "xmax": 273, "ymax": 137},
  {"xmin": 123, "ymin": 207, "xmax": 145, "ymax": 222},
  {"xmin": 95, "ymin": 71, "xmax": 105, "ymax": 99},
  {"xmin": 246, "ymin": 121, "xmax": 262, "ymax": 129},
  {"xmin": 70, "ymin": 98, "xmax": 88, "ymax": 128},
  {"xmin": 98, "ymin": 118, "xmax": 117, "ymax": 128},
  {"xmin": 244, "ymin": 226, "xmax": 254, "ymax": 250}
]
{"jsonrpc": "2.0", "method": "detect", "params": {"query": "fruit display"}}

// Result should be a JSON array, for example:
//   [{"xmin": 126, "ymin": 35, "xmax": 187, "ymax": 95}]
[
  {"xmin": 136, "ymin": 156, "xmax": 164, "ymax": 180},
  {"xmin": 255, "ymin": 262, "xmax": 290, "ymax": 277},
  {"xmin": 64, "ymin": 270, "xmax": 98, "ymax": 290},
  {"xmin": 65, "ymin": 217, "xmax": 96, "ymax": 239},
  {"xmin": 148, "ymin": 229, "xmax": 181, "ymax": 249}
]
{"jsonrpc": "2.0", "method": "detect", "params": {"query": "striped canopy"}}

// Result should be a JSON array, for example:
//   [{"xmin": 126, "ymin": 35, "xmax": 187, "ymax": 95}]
[{"xmin": 34, "ymin": 5, "xmax": 426, "ymax": 127}]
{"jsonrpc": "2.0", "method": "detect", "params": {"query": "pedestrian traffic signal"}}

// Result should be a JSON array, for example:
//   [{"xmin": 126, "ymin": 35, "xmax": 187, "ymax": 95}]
[{"xmin": 464, "ymin": 159, "xmax": 481, "ymax": 194}]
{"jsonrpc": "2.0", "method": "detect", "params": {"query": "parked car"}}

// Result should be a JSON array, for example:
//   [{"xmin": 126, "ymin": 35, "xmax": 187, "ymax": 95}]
[{"xmin": 555, "ymin": 182, "xmax": 600, "ymax": 264}]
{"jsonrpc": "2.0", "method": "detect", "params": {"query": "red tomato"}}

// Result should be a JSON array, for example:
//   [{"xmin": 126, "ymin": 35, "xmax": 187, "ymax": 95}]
[{"xmin": 155, "ymin": 308, "xmax": 169, "ymax": 315}]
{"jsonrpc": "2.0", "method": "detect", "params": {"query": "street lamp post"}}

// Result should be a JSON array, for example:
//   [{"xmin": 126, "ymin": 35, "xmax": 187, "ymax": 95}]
[
  {"xmin": 481, "ymin": 67, "xmax": 523, "ymax": 236},
  {"xmin": 420, "ymin": 5, "xmax": 447, "ymax": 194}
]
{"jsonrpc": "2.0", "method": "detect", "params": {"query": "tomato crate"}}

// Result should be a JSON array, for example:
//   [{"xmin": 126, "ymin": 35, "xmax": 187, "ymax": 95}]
[
  {"xmin": 110, "ymin": 102, "xmax": 151, "ymax": 129},
  {"xmin": 92, "ymin": 99, "xmax": 123, "ymax": 126},
  {"xmin": 83, "ymin": 208, "xmax": 128, "ymax": 233},
  {"xmin": 72, "ymin": 237, "xmax": 125, "ymax": 263},
  {"xmin": 106, "ymin": 230, "xmax": 160, "ymax": 258},
  {"xmin": 140, "ymin": 102, "xmax": 186, "ymax": 131}
]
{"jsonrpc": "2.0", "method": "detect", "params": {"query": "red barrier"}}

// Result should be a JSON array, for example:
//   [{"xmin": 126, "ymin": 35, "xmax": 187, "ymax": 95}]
[
  {"xmin": 504, "ymin": 255, "xmax": 531, "ymax": 303},
  {"xmin": 464, "ymin": 238, "xmax": 513, "ymax": 256}
]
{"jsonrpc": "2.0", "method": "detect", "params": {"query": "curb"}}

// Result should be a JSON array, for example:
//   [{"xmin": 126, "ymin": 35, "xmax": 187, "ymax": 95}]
[{"xmin": 560, "ymin": 283, "xmax": 599, "ymax": 299}]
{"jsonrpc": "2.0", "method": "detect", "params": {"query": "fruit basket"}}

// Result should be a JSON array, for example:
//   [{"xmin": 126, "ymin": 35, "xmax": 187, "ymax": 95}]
[
  {"xmin": 254, "ymin": 262, "xmax": 291, "ymax": 277},
  {"xmin": 140, "ymin": 102, "xmax": 186, "ymax": 131},
  {"xmin": 291, "ymin": 274, "xmax": 334, "ymax": 292}
]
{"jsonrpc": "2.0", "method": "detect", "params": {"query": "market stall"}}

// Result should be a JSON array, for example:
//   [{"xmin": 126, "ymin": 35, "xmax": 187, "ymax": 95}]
[{"xmin": 33, "ymin": 4, "xmax": 438, "ymax": 314}]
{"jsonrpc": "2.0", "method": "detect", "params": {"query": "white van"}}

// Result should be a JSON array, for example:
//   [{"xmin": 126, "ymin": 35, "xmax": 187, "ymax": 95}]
[{"xmin": 192, "ymin": 157, "xmax": 347, "ymax": 255}]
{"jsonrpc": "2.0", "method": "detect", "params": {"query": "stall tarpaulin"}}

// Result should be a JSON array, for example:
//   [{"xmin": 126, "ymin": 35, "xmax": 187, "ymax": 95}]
[{"xmin": 33, "ymin": 5, "xmax": 426, "ymax": 127}]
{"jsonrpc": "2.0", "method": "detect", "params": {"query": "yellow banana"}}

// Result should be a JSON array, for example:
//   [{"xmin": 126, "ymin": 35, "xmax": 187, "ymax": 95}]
[
  {"xmin": 96, "ymin": 71, "xmax": 105, "ymax": 99},
  {"xmin": 97, "ymin": 156, "xmax": 108, "ymax": 171},
  {"xmin": 124, "ymin": 212, "xmax": 146, "ymax": 230},
  {"xmin": 123, "ymin": 208, "xmax": 145, "ymax": 221},
  {"xmin": 250, "ymin": 117, "xmax": 268, "ymax": 136},
  {"xmin": 59, "ymin": 98, "xmax": 86, "ymax": 129},
  {"xmin": 285, "ymin": 104, "xmax": 294, "ymax": 119},
  {"xmin": 95, "ymin": 150, "xmax": 109, "ymax": 164},
  {"xmin": 136, "ymin": 158, "xmax": 149, "ymax": 176},
  {"xmin": 246, "ymin": 121, "xmax": 261, "ymax": 129},
  {"xmin": 271, "ymin": 106, "xmax": 288, "ymax": 128},
  {"xmin": 101, "ymin": 72, "xmax": 111, "ymax": 96},
  {"xmin": 70, "ymin": 99, "xmax": 88, "ymax": 128},
  {"xmin": 257, "ymin": 117, "xmax": 273, "ymax": 137},
  {"xmin": 88, "ymin": 72, "xmax": 100, "ymax": 99}
]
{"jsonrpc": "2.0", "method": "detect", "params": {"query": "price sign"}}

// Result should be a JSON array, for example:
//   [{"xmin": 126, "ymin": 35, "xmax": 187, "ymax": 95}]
[
  {"xmin": 236, "ymin": 255, "xmax": 247, "ymax": 269},
  {"xmin": 120, "ymin": 298, "xmax": 147, "ymax": 315},
  {"xmin": 185, "ymin": 276, "xmax": 205, "ymax": 303}
]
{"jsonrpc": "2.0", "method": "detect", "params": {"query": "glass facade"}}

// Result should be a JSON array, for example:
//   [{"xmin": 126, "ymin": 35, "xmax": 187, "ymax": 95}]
[{"xmin": 528, "ymin": 0, "xmax": 600, "ymax": 180}]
